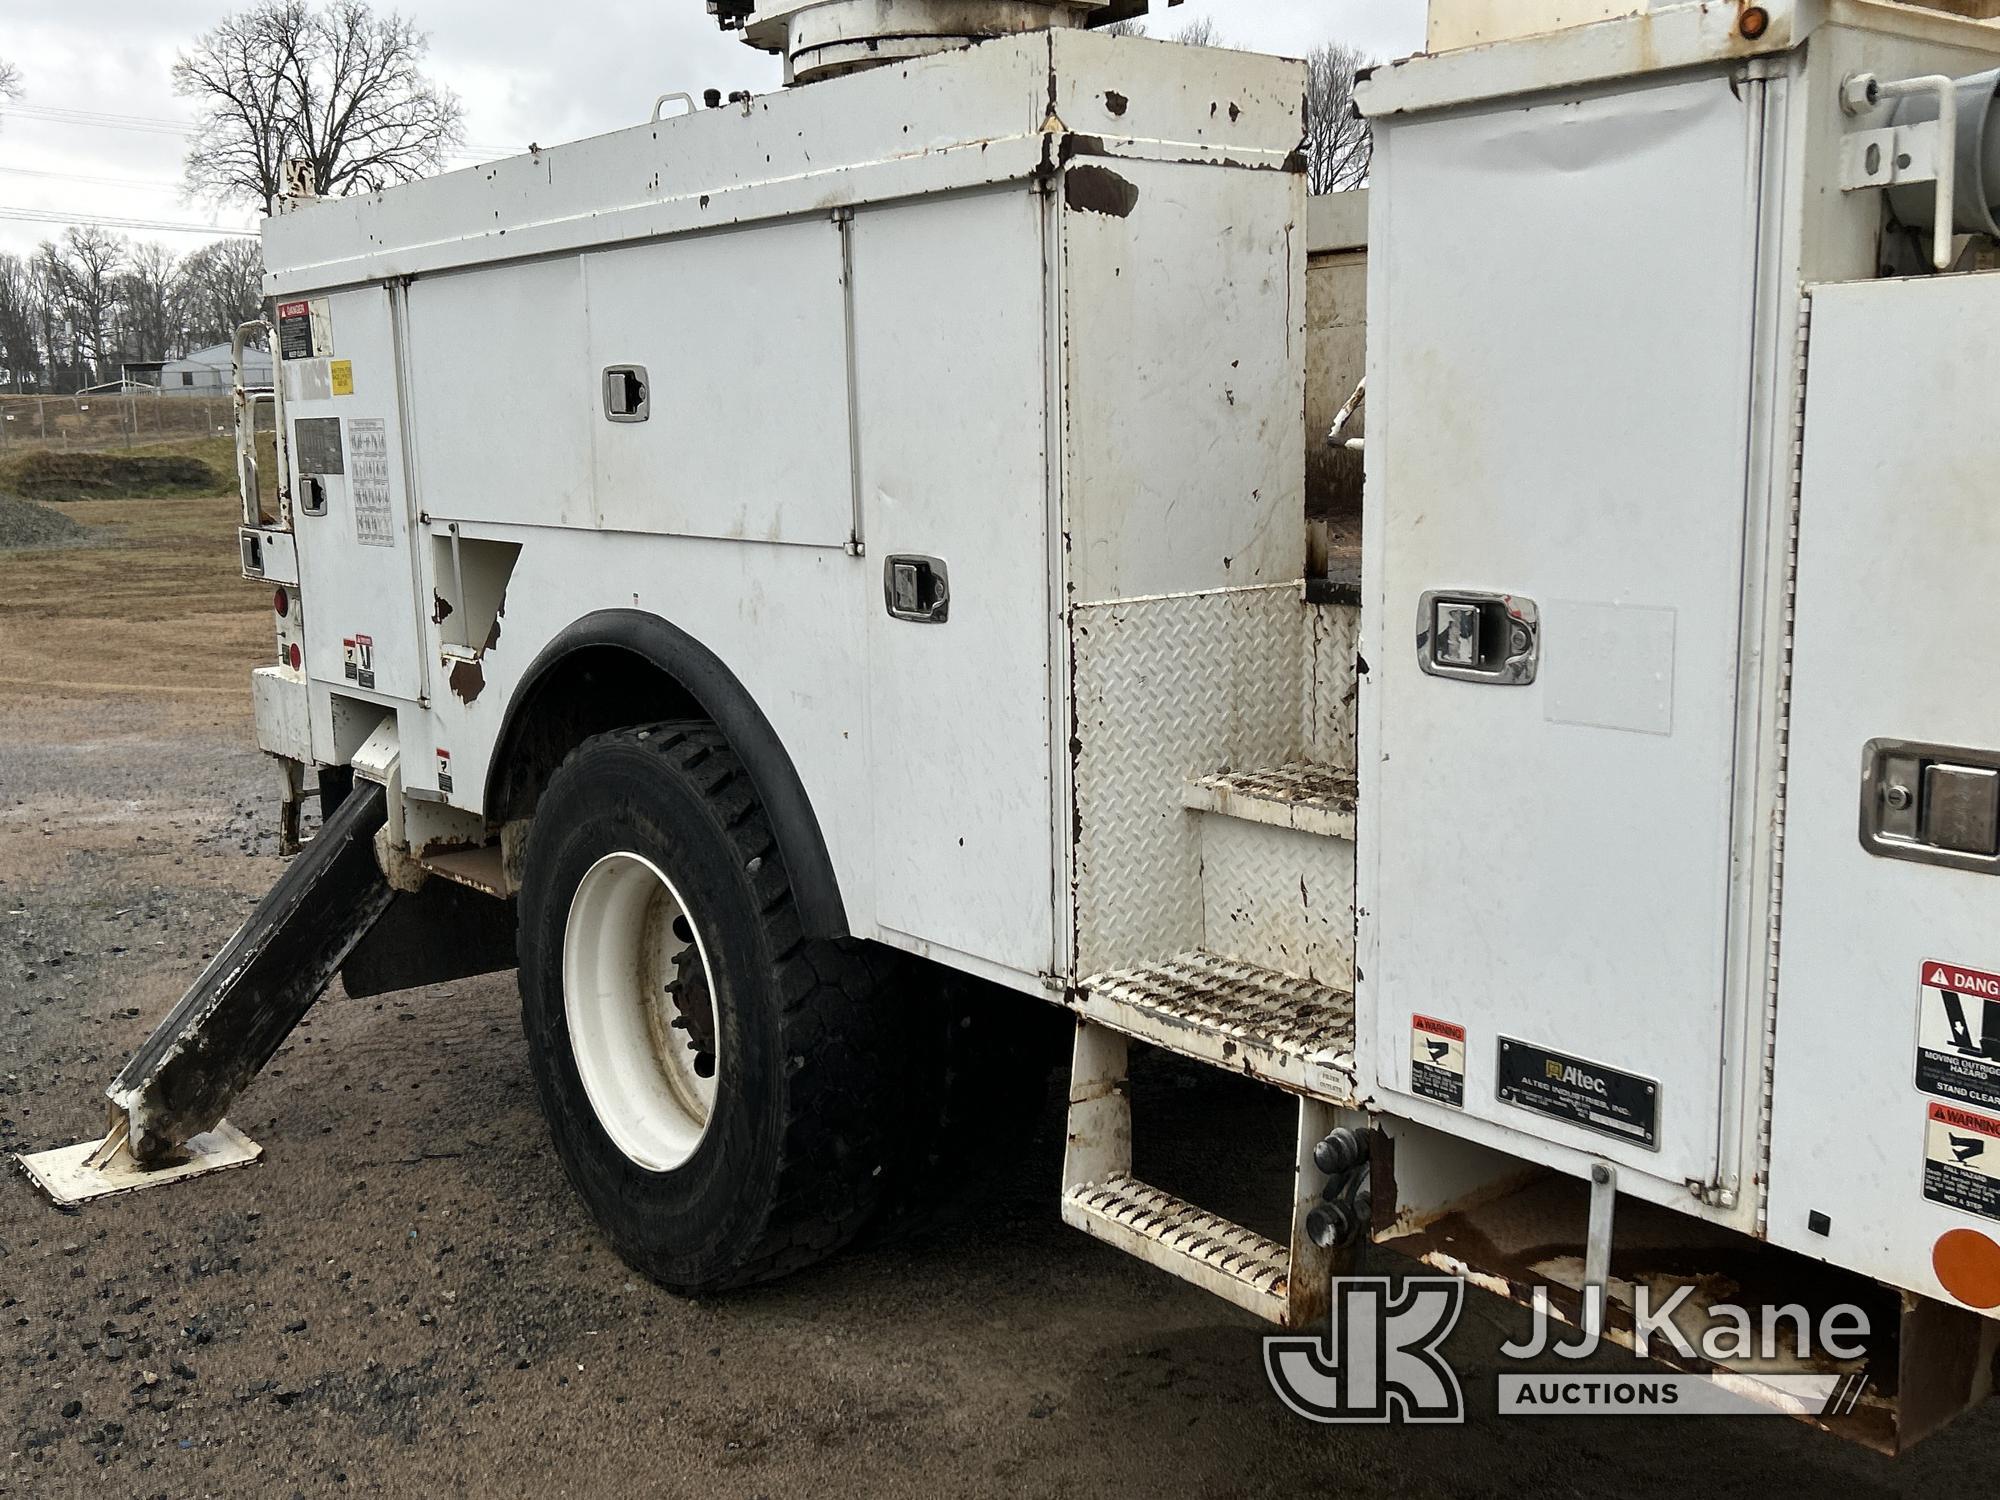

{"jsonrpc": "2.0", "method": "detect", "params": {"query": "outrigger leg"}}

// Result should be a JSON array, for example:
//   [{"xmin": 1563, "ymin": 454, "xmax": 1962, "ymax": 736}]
[{"xmin": 17, "ymin": 779, "xmax": 395, "ymax": 1205}]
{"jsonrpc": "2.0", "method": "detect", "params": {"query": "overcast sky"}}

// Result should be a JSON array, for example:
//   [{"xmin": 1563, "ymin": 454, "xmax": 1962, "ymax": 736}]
[{"xmin": 0, "ymin": 1, "xmax": 1424, "ymax": 260}]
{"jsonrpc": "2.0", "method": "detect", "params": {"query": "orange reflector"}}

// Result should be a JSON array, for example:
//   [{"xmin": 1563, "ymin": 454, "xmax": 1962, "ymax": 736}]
[
  {"xmin": 1933, "ymin": 1228, "xmax": 2000, "ymax": 1309},
  {"xmin": 1740, "ymin": 5, "xmax": 1770, "ymax": 39}
]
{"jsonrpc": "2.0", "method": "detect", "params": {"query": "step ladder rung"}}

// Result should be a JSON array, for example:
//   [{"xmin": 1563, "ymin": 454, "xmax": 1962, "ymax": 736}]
[
  {"xmin": 1062, "ymin": 1175, "xmax": 1291, "ymax": 1320},
  {"xmin": 1077, "ymin": 951, "xmax": 1357, "ymax": 1102},
  {"xmin": 1181, "ymin": 762, "xmax": 1358, "ymax": 838}
]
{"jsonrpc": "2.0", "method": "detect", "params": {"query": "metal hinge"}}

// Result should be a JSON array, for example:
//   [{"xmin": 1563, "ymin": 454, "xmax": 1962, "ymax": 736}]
[{"xmin": 1753, "ymin": 291, "xmax": 1815, "ymax": 1235}]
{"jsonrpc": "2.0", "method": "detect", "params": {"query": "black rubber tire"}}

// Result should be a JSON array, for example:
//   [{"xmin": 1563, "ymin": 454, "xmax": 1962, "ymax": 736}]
[{"xmin": 517, "ymin": 722, "xmax": 904, "ymax": 1293}]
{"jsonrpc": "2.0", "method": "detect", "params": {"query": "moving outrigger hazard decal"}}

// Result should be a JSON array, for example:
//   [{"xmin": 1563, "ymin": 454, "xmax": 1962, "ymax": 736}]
[
  {"xmin": 1924, "ymin": 1102, "xmax": 2000, "ymax": 1224},
  {"xmin": 343, "ymin": 634, "xmax": 375, "ymax": 690},
  {"xmin": 1916, "ymin": 961, "xmax": 2000, "ymax": 1112}
]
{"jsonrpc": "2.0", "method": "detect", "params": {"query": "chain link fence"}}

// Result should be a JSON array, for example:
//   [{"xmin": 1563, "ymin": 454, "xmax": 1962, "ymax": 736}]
[{"xmin": 0, "ymin": 392, "xmax": 274, "ymax": 455}]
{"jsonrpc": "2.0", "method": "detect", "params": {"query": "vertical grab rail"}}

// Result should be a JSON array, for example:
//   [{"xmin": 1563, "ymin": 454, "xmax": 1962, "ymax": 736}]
[{"xmin": 232, "ymin": 319, "xmax": 291, "ymax": 528}]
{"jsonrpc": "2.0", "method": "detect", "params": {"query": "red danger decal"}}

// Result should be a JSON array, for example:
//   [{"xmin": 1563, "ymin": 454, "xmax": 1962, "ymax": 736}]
[
  {"xmin": 1926, "ymin": 962, "xmax": 2000, "ymax": 1000},
  {"xmin": 278, "ymin": 300, "xmax": 310, "ymax": 320}
]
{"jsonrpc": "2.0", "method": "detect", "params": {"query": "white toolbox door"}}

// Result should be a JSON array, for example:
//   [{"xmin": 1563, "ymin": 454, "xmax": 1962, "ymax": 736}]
[
  {"xmin": 585, "ymin": 220, "xmax": 853, "ymax": 548},
  {"xmin": 852, "ymin": 190, "xmax": 1056, "ymax": 976},
  {"xmin": 288, "ymin": 285, "xmax": 427, "ymax": 707},
  {"xmin": 1768, "ymin": 275, "xmax": 2000, "ymax": 1307},
  {"xmin": 1362, "ymin": 72, "xmax": 1769, "ymax": 1188}
]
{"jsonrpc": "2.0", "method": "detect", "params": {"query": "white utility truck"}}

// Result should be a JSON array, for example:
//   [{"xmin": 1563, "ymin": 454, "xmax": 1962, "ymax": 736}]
[{"xmin": 25, "ymin": 0, "xmax": 2000, "ymax": 1452}]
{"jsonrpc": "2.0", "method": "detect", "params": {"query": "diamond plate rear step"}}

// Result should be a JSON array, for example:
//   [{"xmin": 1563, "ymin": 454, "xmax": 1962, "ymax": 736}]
[
  {"xmin": 1063, "ymin": 1021, "xmax": 1353, "ymax": 1328},
  {"xmin": 1077, "ymin": 951, "xmax": 1358, "ymax": 1104},
  {"xmin": 1181, "ymin": 762, "xmax": 1357, "ymax": 838},
  {"xmin": 1062, "ymin": 1175, "xmax": 1294, "ymax": 1321}
]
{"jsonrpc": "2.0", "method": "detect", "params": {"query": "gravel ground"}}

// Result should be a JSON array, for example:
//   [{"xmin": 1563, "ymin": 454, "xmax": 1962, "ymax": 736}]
[
  {"xmin": 5, "ymin": 517, "xmax": 1999, "ymax": 1496},
  {"xmin": 0, "ymin": 496, "xmax": 86, "ymax": 552}
]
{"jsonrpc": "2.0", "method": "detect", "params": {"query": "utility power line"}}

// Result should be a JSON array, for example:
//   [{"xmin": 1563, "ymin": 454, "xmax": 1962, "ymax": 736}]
[
  {"xmin": 0, "ymin": 164, "xmax": 183, "ymax": 192},
  {"xmin": 0, "ymin": 103, "xmax": 191, "ymax": 136},
  {"xmin": 3, "ymin": 102, "xmax": 518, "ymax": 158},
  {"xmin": 0, "ymin": 206, "xmax": 257, "ymax": 238}
]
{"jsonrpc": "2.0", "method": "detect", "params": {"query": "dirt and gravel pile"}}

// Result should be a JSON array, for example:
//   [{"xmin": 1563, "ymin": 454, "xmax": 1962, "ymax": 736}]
[
  {"xmin": 2, "ymin": 450, "xmax": 224, "ymax": 502},
  {"xmin": 0, "ymin": 492, "xmax": 88, "ymax": 550}
]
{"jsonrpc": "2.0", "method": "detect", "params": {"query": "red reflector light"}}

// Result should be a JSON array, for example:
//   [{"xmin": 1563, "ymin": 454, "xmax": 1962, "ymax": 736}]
[
  {"xmin": 288, "ymin": 643, "xmax": 302, "ymax": 671},
  {"xmin": 273, "ymin": 588, "xmax": 290, "ymax": 618}
]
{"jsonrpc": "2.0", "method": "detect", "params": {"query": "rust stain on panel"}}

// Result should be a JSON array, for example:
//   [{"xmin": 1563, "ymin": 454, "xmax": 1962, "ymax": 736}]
[{"xmin": 449, "ymin": 659, "xmax": 486, "ymax": 703}]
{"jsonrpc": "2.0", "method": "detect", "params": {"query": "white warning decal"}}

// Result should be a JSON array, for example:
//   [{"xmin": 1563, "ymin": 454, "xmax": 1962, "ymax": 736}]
[
  {"xmin": 1410, "ymin": 1015, "xmax": 1465, "ymax": 1109},
  {"xmin": 1916, "ymin": 961, "xmax": 2000, "ymax": 1112},
  {"xmin": 343, "ymin": 634, "xmax": 375, "ymax": 691},
  {"xmin": 1925, "ymin": 1102, "xmax": 2000, "ymax": 1224}
]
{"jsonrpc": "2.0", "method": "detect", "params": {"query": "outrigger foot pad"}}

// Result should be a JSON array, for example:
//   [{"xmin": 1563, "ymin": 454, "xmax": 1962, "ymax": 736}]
[{"xmin": 16, "ymin": 1115, "xmax": 262, "ymax": 1207}]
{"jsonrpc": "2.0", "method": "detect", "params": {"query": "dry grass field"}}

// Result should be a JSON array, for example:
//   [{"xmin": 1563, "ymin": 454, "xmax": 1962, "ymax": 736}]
[{"xmin": 0, "ymin": 494, "xmax": 269, "ymax": 704}]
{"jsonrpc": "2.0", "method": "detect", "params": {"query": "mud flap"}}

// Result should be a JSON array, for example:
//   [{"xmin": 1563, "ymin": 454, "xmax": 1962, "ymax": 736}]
[
  {"xmin": 105, "ymin": 777, "xmax": 395, "ymax": 1164},
  {"xmin": 341, "ymin": 880, "xmax": 517, "ymax": 1000}
]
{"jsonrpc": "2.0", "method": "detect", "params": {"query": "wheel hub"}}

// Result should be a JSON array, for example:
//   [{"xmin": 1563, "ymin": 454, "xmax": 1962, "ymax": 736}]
[{"xmin": 563, "ymin": 851, "xmax": 723, "ymax": 1172}]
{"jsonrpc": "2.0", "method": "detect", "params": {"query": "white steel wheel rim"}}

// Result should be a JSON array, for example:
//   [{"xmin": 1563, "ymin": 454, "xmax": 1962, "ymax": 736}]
[{"xmin": 563, "ymin": 851, "xmax": 723, "ymax": 1172}]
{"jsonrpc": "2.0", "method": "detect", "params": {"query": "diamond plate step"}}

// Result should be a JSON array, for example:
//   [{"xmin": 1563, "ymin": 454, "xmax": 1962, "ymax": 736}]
[
  {"xmin": 1076, "ymin": 951, "xmax": 1357, "ymax": 1102},
  {"xmin": 1181, "ymin": 762, "xmax": 1358, "ymax": 838},
  {"xmin": 1062, "ymin": 1174, "xmax": 1292, "ymax": 1321}
]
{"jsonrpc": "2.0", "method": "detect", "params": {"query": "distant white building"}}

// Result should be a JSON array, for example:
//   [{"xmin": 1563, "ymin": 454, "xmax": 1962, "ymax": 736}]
[{"xmin": 158, "ymin": 342, "xmax": 273, "ymax": 396}]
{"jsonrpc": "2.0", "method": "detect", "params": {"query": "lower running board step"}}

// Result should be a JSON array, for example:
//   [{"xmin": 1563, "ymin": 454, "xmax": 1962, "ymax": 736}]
[
  {"xmin": 105, "ymin": 778, "xmax": 395, "ymax": 1165},
  {"xmin": 1077, "ymin": 951, "xmax": 1357, "ymax": 1102},
  {"xmin": 1063, "ymin": 1175, "xmax": 1292, "ymax": 1321}
]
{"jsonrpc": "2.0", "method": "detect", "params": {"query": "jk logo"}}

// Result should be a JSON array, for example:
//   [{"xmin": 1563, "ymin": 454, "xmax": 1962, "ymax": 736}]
[{"xmin": 1264, "ymin": 1277, "xmax": 1466, "ymax": 1424}]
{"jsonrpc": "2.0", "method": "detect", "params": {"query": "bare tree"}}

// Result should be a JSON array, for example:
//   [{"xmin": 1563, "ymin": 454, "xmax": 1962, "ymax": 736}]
[
  {"xmin": 0, "ymin": 57, "xmax": 19, "ymax": 137},
  {"xmin": 41, "ymin": 228, "xmax": 127, "ymax": 387},
  {"xmin": 0, "ymin": 254, "xmax": 43, "ymax": 391},
  {"xmin": 117, "ymin": 243, "xmax": 182, "ymax": 365},
  {"xmin": 1170, "ymin": 17, "xmax": 1224, "ymax": 47},
  {"xmin": 0, "ymin": 233, "xmax": 264, "ymax": 390},
  {"xmin": 1098, "ymin": 16, "xmax": 1227, "ymax": 45},
  {"xmin": 1306, "ymin": 42, "xmax": 1372, "ymax": 193},
  {"xmin": 24, "ymin": 254, "xmax": 69, "ymax": 390},
  {"xmin": 174, "ymin": 1, "xmax": 464, "ymax": 210},
  {"xmin": 176, "ymin": 238, "xmax": 268, "ymax": 349}
]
